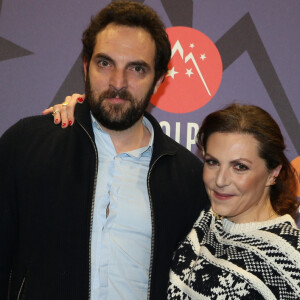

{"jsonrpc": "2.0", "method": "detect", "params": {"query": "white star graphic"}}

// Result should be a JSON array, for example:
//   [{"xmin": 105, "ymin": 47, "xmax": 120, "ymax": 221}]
[
  {"xmin": 190, "ymin": 43, "xmax": 195, "ymax": 48},
  {"xmin": 185, "ymin": 68, "xmax": 194, "ymax": 78},
  {"xmin": 166, "ymin": 67, "xmax": 179, "ymax": 79},
  {"xmin": 200, "ymin": 53, "xmax": 206, "ymax": 61}
]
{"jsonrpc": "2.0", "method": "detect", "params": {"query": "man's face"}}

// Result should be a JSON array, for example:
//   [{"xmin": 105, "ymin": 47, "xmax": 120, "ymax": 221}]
[{"xmin": 84, "ymin": 23, "xmax": 162, "ymax": 131}]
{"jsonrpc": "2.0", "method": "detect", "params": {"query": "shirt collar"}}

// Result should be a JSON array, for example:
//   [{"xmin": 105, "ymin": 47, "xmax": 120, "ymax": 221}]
[{"xmin": 91, "ymin": 113, "xmax": 154, "ymax": 158}]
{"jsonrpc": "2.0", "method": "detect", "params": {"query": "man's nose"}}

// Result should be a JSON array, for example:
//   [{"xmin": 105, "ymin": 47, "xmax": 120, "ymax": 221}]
[{"xmin": 109, "ymin": 69, "xmax": 128, "ymax": 91}]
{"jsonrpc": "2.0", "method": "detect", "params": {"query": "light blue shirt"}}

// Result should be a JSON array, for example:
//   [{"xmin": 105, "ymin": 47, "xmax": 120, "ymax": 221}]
[{"xmin": 91, "ymin": 115, "xmax": 153, "ymax": 300}]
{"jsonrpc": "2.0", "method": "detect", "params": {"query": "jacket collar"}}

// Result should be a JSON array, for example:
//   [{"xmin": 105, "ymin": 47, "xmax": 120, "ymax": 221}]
[{"xmin": 74, "ymin": 100, "xmax": 95, "ymax": 140}]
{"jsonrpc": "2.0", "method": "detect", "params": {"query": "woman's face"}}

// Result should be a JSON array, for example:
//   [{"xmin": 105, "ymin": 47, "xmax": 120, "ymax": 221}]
[{"xmin": 203, "ymin": 132, "xmax": 280, "ymax": 223}]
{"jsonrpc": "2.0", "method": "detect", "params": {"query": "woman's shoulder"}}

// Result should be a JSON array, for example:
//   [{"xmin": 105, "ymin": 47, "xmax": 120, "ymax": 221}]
[{"xmin": 261, "ymin": 214, "xmax": 300, "ymax": 251}]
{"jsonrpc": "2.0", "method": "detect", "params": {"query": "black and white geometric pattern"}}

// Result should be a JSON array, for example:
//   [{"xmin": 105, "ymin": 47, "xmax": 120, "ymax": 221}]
[{"xmin": 167, "ymin": 209, "xmax": 300, "ymax": 299}]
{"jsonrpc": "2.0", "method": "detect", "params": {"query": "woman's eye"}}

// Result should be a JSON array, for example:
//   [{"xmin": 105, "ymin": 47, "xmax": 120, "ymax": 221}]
[
  {"xmin": 234, "ymin": 163, "xmax": 249, "ymax": 171},
  {"xmin": 205, "ymin": 159, "xmax": 218, "ymax": 166}
]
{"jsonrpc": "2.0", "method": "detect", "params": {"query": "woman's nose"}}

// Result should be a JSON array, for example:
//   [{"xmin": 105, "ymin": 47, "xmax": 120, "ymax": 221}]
[{"xmin": 215, "ymin": 167, "xmax": 230, "ymax": 188}]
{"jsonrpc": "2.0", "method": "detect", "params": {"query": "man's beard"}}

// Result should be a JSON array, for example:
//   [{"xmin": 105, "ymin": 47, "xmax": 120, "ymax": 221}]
[{"xmin": 85, "ymin": 75, "xmax": 155, "ymax": 131}]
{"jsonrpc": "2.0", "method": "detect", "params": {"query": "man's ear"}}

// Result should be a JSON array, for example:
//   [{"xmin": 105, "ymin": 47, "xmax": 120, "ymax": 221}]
[
  {"xmin": 83, "ymin": 58, "xmax": 88, "ymax": 81},
  {"xmin": 153, "ymin": 76, "xmax": 164, "ymax": 94},
  {"xmin": 267, "ymin": 165, "xmax": 282, "ymax": 186}
]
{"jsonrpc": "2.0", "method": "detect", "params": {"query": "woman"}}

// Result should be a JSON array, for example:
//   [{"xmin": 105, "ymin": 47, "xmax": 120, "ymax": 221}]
[
  {"xmin": 167, "ymin": 103, "xmax": 300, "ymax": 299},
  {"xmin": 46, "ymin": 99, "xmax": 300, "ymax": 299}
]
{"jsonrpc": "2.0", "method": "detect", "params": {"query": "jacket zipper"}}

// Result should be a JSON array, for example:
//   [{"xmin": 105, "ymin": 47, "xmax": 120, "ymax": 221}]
[
  {"xmin": 78, "ymin": 122, "xmax": 98, "ymax": 300},
  {"xmin": 7, "ymin": 270, "xmax": 12, "ymax": 299},
  {"xmin": 17, "ymin": 276, "xmax": 26, "ymax": 300},
  {"xmin": 146, "ymin": 153, "xmax": 170, "ymax": 300},
  {"xmin": 79, "ymin": 120, "xmax": 172, "ymax": 300}
]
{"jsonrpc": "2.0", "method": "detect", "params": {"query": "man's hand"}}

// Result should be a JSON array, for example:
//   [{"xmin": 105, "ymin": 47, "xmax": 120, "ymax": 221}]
[{"xmin": 42, "ymin": 94, "xmax": 85, "ymax": 128}]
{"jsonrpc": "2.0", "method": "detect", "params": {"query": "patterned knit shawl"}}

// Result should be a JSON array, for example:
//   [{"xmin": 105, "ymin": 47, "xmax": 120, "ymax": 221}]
[{"xmin": 167, "ymin": 209, "xmax": 300, "ymax": 300}]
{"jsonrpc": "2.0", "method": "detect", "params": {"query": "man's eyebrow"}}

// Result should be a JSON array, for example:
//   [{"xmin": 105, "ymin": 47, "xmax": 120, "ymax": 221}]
[
  {"xmin": 94, "ymin": 53, "xmax": 114, "ymax": 63},
  {"xmin": 127, "ymin": 60, "xmax": 151, "ymax": 68}
]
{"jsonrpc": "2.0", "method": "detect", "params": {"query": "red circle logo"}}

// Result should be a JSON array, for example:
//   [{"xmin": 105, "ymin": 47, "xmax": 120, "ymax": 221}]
[{"xmin": 151, "ymin": 27, "xmax": 223, "ymax": 113}]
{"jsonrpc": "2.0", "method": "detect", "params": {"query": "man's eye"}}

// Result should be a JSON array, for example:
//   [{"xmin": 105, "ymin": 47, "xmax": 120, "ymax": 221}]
[
  {"xmin": 98, "ymin": 60, "xmax": 110, "ymax": 67},
  {"xmin": 132, "ymin": 66, "xmax": 145, "ymax": 73},
  {"xmin": 234, "ymin": 163, "xmax": 249, "ymax": 171}
]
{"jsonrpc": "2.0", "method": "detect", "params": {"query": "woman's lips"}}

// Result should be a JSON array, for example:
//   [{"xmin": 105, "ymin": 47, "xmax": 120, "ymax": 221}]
[{"xmin": 213, "ymin": 190, "xmax": 234, "ymax": 200}]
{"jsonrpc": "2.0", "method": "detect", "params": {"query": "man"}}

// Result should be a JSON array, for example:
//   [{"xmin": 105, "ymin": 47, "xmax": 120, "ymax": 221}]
[{"xmin": 0, "ymin": 2, "xmax": 209, "ymax": 299}]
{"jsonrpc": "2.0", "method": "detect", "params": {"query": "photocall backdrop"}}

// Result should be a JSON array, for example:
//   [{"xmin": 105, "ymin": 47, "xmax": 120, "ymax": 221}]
[{"xmin": 0, "ymin": 0, "xmax": 299, "ymax": 223}]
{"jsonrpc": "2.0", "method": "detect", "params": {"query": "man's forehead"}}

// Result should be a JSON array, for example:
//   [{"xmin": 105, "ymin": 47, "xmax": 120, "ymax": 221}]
[
  {"xmin": 95, "ymin": 23, "xmax": 154, "ymax": 43},
  {"xmin": 93, "ymin": 23, "xmax": 156, "ymax": 64}
]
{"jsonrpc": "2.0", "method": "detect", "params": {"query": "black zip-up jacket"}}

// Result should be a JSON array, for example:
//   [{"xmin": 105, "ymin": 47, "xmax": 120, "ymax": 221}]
[{"xmin": 0, "ymin": 101, "xmax": 209, "ymax": 300}]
